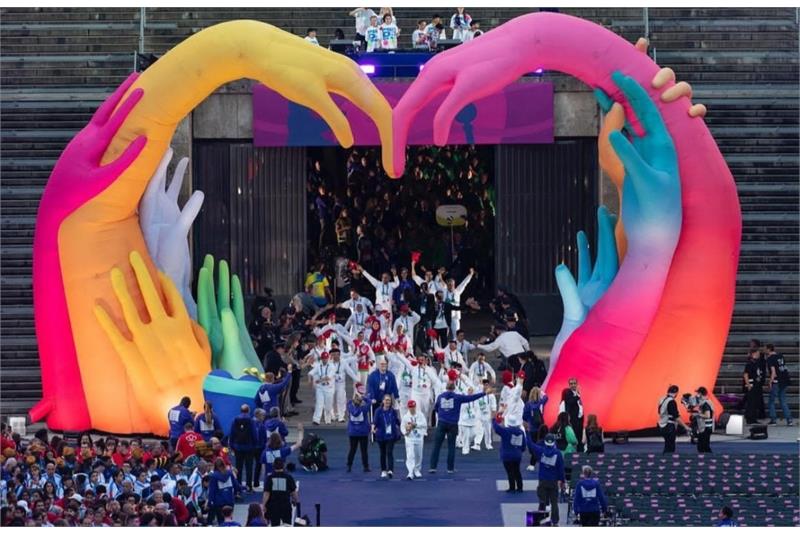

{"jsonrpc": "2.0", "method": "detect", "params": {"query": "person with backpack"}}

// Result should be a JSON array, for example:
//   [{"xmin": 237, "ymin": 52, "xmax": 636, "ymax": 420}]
[
  {"xmin": 573, "ymin": 465, "xmax": 608, "ymax": 526},
  {"xmin": 523, "ymin": 387, "xmax": 547, "ymax": 471},
  {"xmin": 550, "ymin": 412, "xmax": 578, "ymax": 454},
  {"xmin": 299, "ymin": 431, "xmax": 329, "ymax": 472},
  {"xmin": 372, "ymin": 394, "xmax": 402, "ymax": 479},
  {"xmin": 207, "ymin": 459, "xmax": 241, "ymax": 526},
  {"xmin": 584, "ymin": 415, "xmax": 605, "ymax": 454},
  {"xmin": 229, "ymin": 405, "xmax": 258, "ymax": 492},
  {"xmin": 346, "ymin": 383, "xmax": 372, "ymax": 473},
  {"xmin": 492, "ymin": 413, "xmax": 527, "ymax": 493},
  {"xmin": 765, "ymin": 343, "xmax": 794, "ymax": 426},
  {"xmin": 527, "ymin": 433, "xmax": 566, "ymax": 526}
]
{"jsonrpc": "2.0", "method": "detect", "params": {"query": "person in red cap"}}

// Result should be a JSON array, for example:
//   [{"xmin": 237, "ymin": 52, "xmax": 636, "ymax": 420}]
[
  {"xmin": 500, "ymin": 371, "xmax": 525, "ymax": 429},
  {"xmin": 353, "ymin": 333, "xmax": 376, "ymax": 385},
  {"xmin": 309, "ymin": 351, "xmax": 337, "ymax": 425},
  {"xmin": 400, "ymin": 399, "xmax": 428, "ymax": 480}
]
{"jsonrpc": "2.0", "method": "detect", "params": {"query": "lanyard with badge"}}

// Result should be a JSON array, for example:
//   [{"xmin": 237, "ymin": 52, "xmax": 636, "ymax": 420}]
[{"xmin": 383, "ymin": 411, "xmax": 393, "ymax": 437}]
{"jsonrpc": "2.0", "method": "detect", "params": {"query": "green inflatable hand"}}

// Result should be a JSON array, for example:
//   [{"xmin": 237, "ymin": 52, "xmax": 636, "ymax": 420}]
[{"xmin": 197, "ymin": 254, "xmax": 263, "ymax": 376}]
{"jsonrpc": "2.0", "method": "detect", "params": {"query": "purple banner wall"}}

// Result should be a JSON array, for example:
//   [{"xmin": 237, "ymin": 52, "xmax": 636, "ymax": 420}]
[{"xmin": 253, "ymin": 81, "xmax": 553, "ymax": 147}]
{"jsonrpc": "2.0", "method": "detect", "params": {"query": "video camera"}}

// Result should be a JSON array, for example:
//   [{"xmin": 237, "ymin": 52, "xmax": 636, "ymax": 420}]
[{"xmin": 680, "ymin": 393, "xmax": 703, "ymax": 442}]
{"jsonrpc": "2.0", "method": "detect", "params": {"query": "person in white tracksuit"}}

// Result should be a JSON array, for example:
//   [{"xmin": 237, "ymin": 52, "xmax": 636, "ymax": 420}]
[
  {"xmin": 360, "ymin": 266, "xmax": 399, "ymax": 312},
  {"xmin": 441, "ymin": 267, "xmax": 474, "ymax": 334},
  {"xmin": 474, "ymin": 381, "xmax": 497, "ymax": 450},
  {"xmin": 401, "ymin": 399, "xmax": 428, "ymax": 479},
  {"xmin": 330, "ymin": 348, "xmax": 360, "ymax": 422},
  {"xmin": 443, "ymin": 339, "xmax": 467, "ymax": 370},
  {"xmin": 393, "ymin": 304, "xmax": 421, "ymax": 341},
  {"xmin": 309, "ymin": 351, "xmax": 337, "ymax": 425},
  {"xmin": 499, "ymin": 372, "xmax": 525, "ymax": 429},
  {"xmin": 469, "ymin": 353, "xmax": 497, "ymax": 385},
  {"xmin": 390, "ymin": 353, "xmax": 441, "ymax": 422},
  {"xmin": 387, "ymin": 351, "xmax": 414, "ymax": 418}
]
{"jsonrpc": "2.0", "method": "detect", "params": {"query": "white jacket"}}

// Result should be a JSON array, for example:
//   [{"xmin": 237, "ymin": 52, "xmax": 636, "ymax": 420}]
[
  {"xmin": 477, "ymin": 331, "xmax": 530, "ymax": 358},
  {"xmin": 401, "ymin": 411, "xmax": 428, "ymax": 441}
]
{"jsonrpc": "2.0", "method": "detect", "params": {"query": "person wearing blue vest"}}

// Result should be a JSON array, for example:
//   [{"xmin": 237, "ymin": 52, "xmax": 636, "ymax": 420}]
[
  {"xmin": 265, "ymin": 407, "xmax": 289, "ymax": 443},
  {"xmin": 346, "ymin": 383, "xmax": 372, "ymax": 473},
  {"xmin": 207, "ymin": 458, "xmax": 241, "ymax": 526},
  {"xmin": 168, "ymin": 397, "xmax": 194, "ymax": 448},
  {"xmin": 229, "ymin": 404, "xmax": 259, "ymax": 493},
  {"xmin": 492, "ymin": 413, "xmax": 527, "ymax": 492},
  {"xmin": 194, "ymin": 401, "xmax": 222, "ymax": 442},
  {"xmin": 255, "ymin": 367, "xmax": 293, "ymax": 412},
  {"xmin": 429, "ymin": 371, "xmax": 486, "ymax": 474},
  {"xmin": 372, "ymin": 394, "xmax": 401, "ymax": 479},
  {"xmin": 573, "ymin": 465, "xmax": 608, "ymax": 526},
  {"xmin": 366, "ymin": 360, "xmax": 399, "ymax": 415},
  {"xmin": 527, "ymin": 432, "xmax": 565, "ymax": 526}
]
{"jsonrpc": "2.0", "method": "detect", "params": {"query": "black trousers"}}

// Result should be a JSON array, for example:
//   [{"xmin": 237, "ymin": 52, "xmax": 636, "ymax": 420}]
[
  {"xmin": 347, "ymin": 436, "xmax": 369, "ymax": 468},
  {"xmin": 290, "ymin": 368, "xmax": 301, "ymax": 403},
  {"xmin": 234, "ymin": 449, "xmax": 255, "ymax": 489},
  {"xmin": 697, "ymin": 428, "xmax": 712, "ymax": 453},
  {"xmin": 660, "ymin": 424, "xmax": 676, "ymax": 453},
  {"xmin": 435, "ymin": 328, "xmax": 449, "ymax": 350},
  {"xmin": 253, "ymin": 447, "xmax": 265, "ymax": 486},
  {"xmin": 579, "ymin": 511, "xmax": 601, "ymax": 526},
  {"xmin": 744, "ymin": 384, "xmax": 763, "ymax": 423},
  {"xmin": 208, "ymin": 505, "xmax": 225, "ymax": 526},
  {"xmin": 503, "ymin": 459, "xmax": 523, "ymax": 491},
  {"xmin": 378, "ymin": 440, "xmax": 395, "ymax": 471},
  {"xmin": 266, "ymin": 503, "xmax": 292, "ymax": 526},
  {"xmin": 537, "ymin": 479, "xmax": 560, "ymax": 525},
  {"xmin": 430, "ymin": 421, "xmax": 459, "ymax": 471},
  {"xmin": 570, "ymin": 415, "xmax": 585, "ymax": 453}
]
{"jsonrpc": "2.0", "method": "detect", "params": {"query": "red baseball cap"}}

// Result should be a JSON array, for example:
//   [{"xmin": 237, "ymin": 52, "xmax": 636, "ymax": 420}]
[
  {"xmin": 407, "ymin": 399, "xmax": 416, "ymax": 408},
  {"xmin": 517, "ymin": 370, "xmax": 526, "ymax": 380},
  {"xmin": 502, "ymin": 370, "xmax": 513, "ymax": 386},
  {"xmin": 447, "ymin": 369, "xmax": 459, "ymax": 382},
  {"xmin": 320, "ymin": 351, "xmax": 330, "ymax": 359}
]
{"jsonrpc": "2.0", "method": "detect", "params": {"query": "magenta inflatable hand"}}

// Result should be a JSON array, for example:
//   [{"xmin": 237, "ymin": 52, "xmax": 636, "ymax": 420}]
[{"xmin": 31, "ymin": 73, "xmax": 147, "ymax": 430}]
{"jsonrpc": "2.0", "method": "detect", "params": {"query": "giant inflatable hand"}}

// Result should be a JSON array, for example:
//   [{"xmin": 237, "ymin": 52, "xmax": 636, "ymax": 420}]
[
  {"xmin": 94, "ymin": 251, "xmax": 211, "ymax": 436},
  {"xmin": 391, "ymin": 12, "xmax": 740, "ymax": 430},
  {"xmin": 34, "ymin": 21, "xmax": 393, "ymax": 433},
  {"xmin": 197, "ymin": 255, "xmax": 262, "ymax": 376},
  {"xmin": 31, "ymin": 73, "xmax": 146, "ymax": 430},
  {"xmin": 140, "ymin": 147, "xmax": 204, "ymax": 319}
]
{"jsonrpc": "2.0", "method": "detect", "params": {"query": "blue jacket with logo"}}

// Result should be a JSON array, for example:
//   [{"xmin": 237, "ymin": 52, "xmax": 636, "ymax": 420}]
[
  {"xmin": 264, "ymin": 418, "xmax": 289, "ymax": 441},
  {"xmin": 573, "ymin": 478, "xmax": 608, "ymax": 513},
  {"xmin": 347, "ymin": 398, "xmax": 372, "ymax": 437},
  {"xmin": 254, "ymin": 374, "xmax": 291, "ymax": 412},
  {"xmin": 434, "ymin": 391, "xmax": 486, "ymax": 425},
  {"xmin": 373, "ymin": 406, "xmax": 401, "ymax": 442},
  {"xmin": 208, "ymin": 470, "xmax": 241, "ymax": 507},
  {"xmin": 492, "ymin": 420, "xmax": 527, "ymax": 461},
  {"xmin": 168, "ymin": 405, "xmax": 194, "ymax": 440},
  {"xmin": 367, "ymin": 370, "xmax": 399, "ymax": 404},
  {"xmin": 527, "ymin": 438, "xmax": 565, "ymax": 482}
]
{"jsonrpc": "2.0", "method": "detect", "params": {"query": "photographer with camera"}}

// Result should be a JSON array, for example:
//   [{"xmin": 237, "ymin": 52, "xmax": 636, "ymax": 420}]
[
  {"xmin": 743, "ymin": 348, "xmax": 766, "ymax": 424},
  {"xmin": 657, "ymin": 385, "xmax": 690, "ymax": 453}
]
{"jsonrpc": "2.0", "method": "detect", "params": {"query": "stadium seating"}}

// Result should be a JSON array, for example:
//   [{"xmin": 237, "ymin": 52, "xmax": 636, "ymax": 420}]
[
  {"xmin": 566, "ymin": 453, "xmax": 799, "ymax": 526},
  {"xmin": 0, "ymin": 7, "xmax": 797, "ymax": 417}
]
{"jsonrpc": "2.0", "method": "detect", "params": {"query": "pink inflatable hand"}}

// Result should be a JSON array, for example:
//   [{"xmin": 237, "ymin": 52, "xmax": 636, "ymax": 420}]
[{"xmin": 32, "ymin": 73, "xmax": 147, "ymax": 430}]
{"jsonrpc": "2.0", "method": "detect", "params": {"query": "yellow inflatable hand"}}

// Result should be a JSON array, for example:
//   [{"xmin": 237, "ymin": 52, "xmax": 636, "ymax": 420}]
[
  {"xmin": 57, "ymin": 21, "xmax": 393, "ymax": 433},
  {"xmin": 94, "ymin": 251, "xmax": 211, "ymax": 436}
]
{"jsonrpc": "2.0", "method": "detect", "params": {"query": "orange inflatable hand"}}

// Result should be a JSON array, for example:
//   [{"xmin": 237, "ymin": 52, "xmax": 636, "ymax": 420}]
[{"xmin": 94, "ymin": 251, "xmax": 211, "ymax": 435}]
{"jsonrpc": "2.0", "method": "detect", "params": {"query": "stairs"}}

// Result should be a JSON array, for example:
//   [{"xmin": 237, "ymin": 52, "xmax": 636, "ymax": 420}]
[{"xmin": 1, "ymin": 7, "xmax": 798, "ymax": 420}]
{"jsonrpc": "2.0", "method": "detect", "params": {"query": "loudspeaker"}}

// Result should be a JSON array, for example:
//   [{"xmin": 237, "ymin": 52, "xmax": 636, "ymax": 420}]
[
  {"xmin": 612, "ymin": 432, "xmax": 629, "ymax": 445},
  {"xmin": 748, "ymin": 424, "xmax": 768, "ymax": 440}
]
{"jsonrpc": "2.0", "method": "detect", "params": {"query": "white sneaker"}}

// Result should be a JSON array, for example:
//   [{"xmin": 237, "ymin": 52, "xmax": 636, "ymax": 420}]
[
  {"xmin": 486, "ymin": 445, "xmax": 494, "ymax": 450},
  {"xmin": 526, "ymin": 465, "xmax": 536, "ymax": 472},
  {"xmin": 337, "ymin": 418, "xmax": 345, "ymax": 423},
  {"xmin": 462, "ymin": 449, "xmax": 470, "ymax": 455},
  {"xmin": 414, "ymin": 471, "xmax": 422, "ymax": 478},
  {"xmin": 471, "ymin": 444, "xmax": 481, "ymax": 451},
  {"xmin": 380, "ymin": 471, "xmax": 388, "ymax": 479}
]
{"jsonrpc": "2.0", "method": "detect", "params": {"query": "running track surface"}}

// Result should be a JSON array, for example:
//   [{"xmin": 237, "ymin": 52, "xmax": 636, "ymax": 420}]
[{"xmin": 240, "ymin": 429, "xmax": 799, "ymax": 527}]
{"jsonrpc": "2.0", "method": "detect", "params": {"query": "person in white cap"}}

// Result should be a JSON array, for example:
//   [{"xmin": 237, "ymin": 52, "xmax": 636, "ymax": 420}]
[
  {"xmin": 492, "ymin": 412, "xmax": 527, "ymax": 492},
  {"xmin": 401, "ymin": 399, "xmax": 428, "ymax": 480},
  {"xmin": 330, "ymin": 348, "xmax": 360, "ymax": 422},
  {"xmin": 474, "ymin": 380, "xmax": 497, "ymax": 450},
  {"xmin": 309, "ymin": 351, "xmax": 337, "ymax": 425}
]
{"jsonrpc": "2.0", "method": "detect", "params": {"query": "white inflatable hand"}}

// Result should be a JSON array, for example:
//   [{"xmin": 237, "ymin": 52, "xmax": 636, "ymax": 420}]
[{"xmin": 139, "ymin": 147, "xmax": 204, "ymax": 319}]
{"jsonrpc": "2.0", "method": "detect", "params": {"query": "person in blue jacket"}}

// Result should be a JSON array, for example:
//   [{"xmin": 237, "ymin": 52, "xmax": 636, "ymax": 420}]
[
  {"xmin": 229, "ymin": 404, "xmax": 259, "ymax": 493},
  {"xmin": 492, "ymin": 413, "xmax": 527, "ymax": 492},
  {"xmin": 527, "ymin": 432, "xmax": 565, "ymax": 526},
  {"xmin": 255, "ymin": 367, "xmax": 293, "ymax": 413},
  {"xmin": 194, "ymin": 401, "xmax": 223, "ymax": 442},
  {"xmin": 522, "ymin": 388, "xmax": 548, "ymax": 472},
  {"xmin": 372, "ymin": 394, "xmax": 401, "ymax": 479},
  {"xmin": 429, "ymin": 375, "xmax": 486, "ymax": 474},
  {"xmin": 714, "ymin": 506, "xmax": 739, "ymax": 527},
  {"xmin": 260, "ymin": 423, "xmax": 304, "ymax": 486},
  {"xmin": 207, "ymin": 458, "xmax": 241, "ymax": 526},
  {"xmin": 346, "ymin": 384, "xmax": 372, "ymax": 473},
  {"xmin": 252, "ymin": 408, "xmax": 269, "ymax": 490},
  {"xmin": 573, "ymin": 465, "xmax": 608, "ymax": 526},
  {"xmin": 168, "ymin": 397, "xmax": 194, "ymax": 448},
  {"xmin": 264, "ymin": 407, "xmax": 289, "ymax": 444},
  {"xmin": 366, "ymin": 360, "xmax": 399, "ymax": 415}
]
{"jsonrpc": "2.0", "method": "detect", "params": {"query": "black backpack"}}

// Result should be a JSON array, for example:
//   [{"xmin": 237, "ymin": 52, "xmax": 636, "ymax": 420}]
[
  {"xmin": 587, "ymin": 429, "xmax": 604, "ymax": 452},
  {"xmin": 553, "ymin": 427, "xmax": 567, "ymax": 451},
  {"xmin": 232, "ymin": 417, "xmax": 252, "ymax": 446}
]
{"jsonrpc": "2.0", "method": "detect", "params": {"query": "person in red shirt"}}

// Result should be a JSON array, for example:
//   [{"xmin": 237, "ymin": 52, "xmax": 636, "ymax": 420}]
[
  {"xmin": 175, "ymin": 422, "xmax": 203, "ymax": 461},
  {"xmin": 111, "ymin": 440, "xmax": 132, "ymax": 467},
  {"xmin": 209, "ymin": 437, "xmax": 231, "ymax": 466}
]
